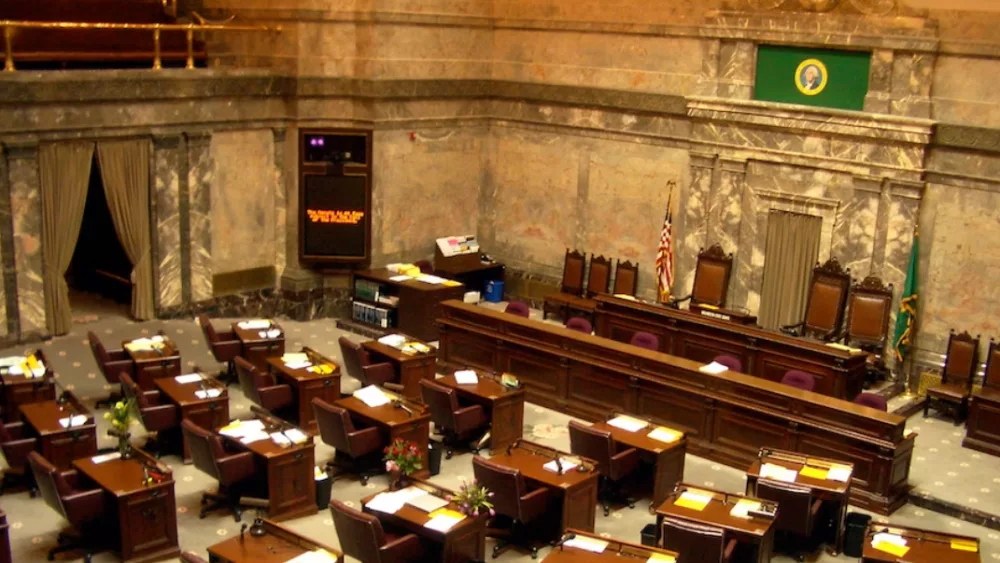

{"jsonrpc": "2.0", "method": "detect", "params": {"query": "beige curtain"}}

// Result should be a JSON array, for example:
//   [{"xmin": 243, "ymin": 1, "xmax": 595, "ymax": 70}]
[
  {"xmin": 41, "ymin": 142, "xmax": 95, "ymax": 335},
  {"xmin": 758, "ymin": 210, "xmax": 822, "ymax": 330},
  {"xmin": 97, "ymin": 140, "xmax": 154, "ymax": 321}
]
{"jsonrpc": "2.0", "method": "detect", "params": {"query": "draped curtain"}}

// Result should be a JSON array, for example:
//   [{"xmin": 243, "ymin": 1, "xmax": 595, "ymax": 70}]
[
  {"xmin": 40, "ymin": 142, "xmax": 95, "ymax": 335},
  {"xmin": 97, "ymin": 140, "xmax": 154, "ymax": 321},
  {"xmin": 758, "ymin": 210, "xmax": 823, "ymax": 330}
]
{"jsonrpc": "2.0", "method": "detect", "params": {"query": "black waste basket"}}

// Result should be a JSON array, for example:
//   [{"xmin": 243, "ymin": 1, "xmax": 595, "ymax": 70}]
[
  {"xmin": 428, "ymin": 440, "xmax": 443, "ymax": 476},
  {"xmin": 843, "ymin": 512, "xmax": 872, "ymax": 557},
  {"xmin": 315, "ymin": 473, "xmax": 333, "ymax": 509},
  {"xmin": 640, "ymin": 523, "xmax": 657, "ymax": 547}
]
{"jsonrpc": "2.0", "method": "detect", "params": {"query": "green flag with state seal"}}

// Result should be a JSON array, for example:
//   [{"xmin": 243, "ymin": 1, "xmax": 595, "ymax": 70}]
[{"xmin": 892, "ymin": 232, "xmax": 918, "ymax": 363}]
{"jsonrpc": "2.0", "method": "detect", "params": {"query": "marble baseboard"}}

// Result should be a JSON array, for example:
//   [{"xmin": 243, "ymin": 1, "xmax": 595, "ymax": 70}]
[
  {"xmin": 157, "ymin": 286, "xmax": 351, "ymax": 322},
  {"xmin": 908, "ymin": 490, "xmax": 1000, "ymax": 532},
  {"xmin": 334, "ymin": 318, "xmax": 388, "ymax": 340}
]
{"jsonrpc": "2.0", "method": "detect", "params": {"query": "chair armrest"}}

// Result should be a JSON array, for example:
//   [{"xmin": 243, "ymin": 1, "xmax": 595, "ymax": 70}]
[
  {"xmin": 610, "ymin": 447, "xmax": 640, "ymax": 479},
  {"xmin": 216, "ymin": 330, "xmax": 238, "ymax": 341},
  {"xmin": 347, "ymin": 426, "xmax": 383, "ymax": 455},
  {"xmin": 2, "ymin": 437, "xmax": 37, "ymax": 465},
  {"xmin": 722, "ymin": 538, "xmax": 738, "ymax": 563},
  {"xmin": 380, "ymin": 533, "xmax": 422, "ymax": 558},
  {"xmin": 519, "ymin": 487, "xmax": 550, "ymax": 521},
  {"xmin": 454, "ymin": 405, "xmax": 486, "ymax": 431},
  {"xmin": 142, "ymin": 390, "xmax": 164, "ymax": 406},
  {"xmin": 810, "ymin": 498, "xmax": 823, "ymax": 517},
  {"xmin": 62, "ymin": 488, "xmax": 106, "ymax": 524},
  {"xmin": 140, "ymin": 405, "xmax": 180, "ymax": 430},
  {"xmin": 383, "ymin": 382, "xmax": 405, "ymax": 393},
  {"xmin": 780, "ymin": 322, "xmax": 804, "ymax": 337},
  {"xmin": 211, "ymin": 340, "xmax": 242, "ymax": 360},
  {"xmin": 106, "ymin": 350, "xmax": 131, "ymax": 362},
  {"xmin": 4, "ymin": 422, "xmax": 26, "ymax": 440},
  {"xmin": 259, "ymin": 385, "xmax": 294, "ymax": 408},
  {"xmin": 58, "ymin": 469, "xmax": 81, "ymax": 490},
  {"xmin": 103, "ymin": 359, "xmax": 134, "ymax": 382},
  {"xmin": 820, "ymin": 327, "xmax": 840, "ymax": 342},
  {"xmin": 216, "ymin": 452, "xmax": 256, "ymax": 483}
]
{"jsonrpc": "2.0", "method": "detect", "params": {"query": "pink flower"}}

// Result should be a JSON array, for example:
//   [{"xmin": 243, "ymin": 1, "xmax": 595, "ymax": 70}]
[
  {"xmin": 385, "ymin": 460, "xmax": 399, "ymax": 472},
  {"xmin": 489, "ymin": 508, "xmax": 496, "ymax": 517}
]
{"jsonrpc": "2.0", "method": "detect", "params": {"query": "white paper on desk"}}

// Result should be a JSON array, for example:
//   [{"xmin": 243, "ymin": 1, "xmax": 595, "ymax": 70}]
[
  {"xmin": 175, "ymin": 373, "xmax": 204, "ymax": 384},
  {"xmin": 378, "ymin": 334, "xmax": 407, "ymax": 347},
  {"xmin": 871, "ymin": 532, "xmax": 907, "ymax": 547},
  {"xmin": 729, "ymin": 499, "xmax": 762, "ymax": 519},
  {"xmin": 219, "ymin": 419, "xmax": 265, "ymax": 438},
  {"xmin": 424, "ymin": 513, "xmax": 465, "ymax": 533},
  {"xmin": 59, "ymin": 415, "xmax": 87, "ymax": 428},
  {"xmin": 760, "ymin": 463, "xmax": 798, "ymax": 483},
  {"xmin": 29, "ymin": 363, "xmax": 45, "ymax": 378},
  {"xmin": 608, "ymin": 415, "xmax": 649, "ymax": 432},
  {"xmin": 563, "ymin": 536, "xmax": 609, "ymax": 553},
  {"xmin": 284, "ymin": 428, "xmax": 309, "ymax": 445},
  {"xmin": 284, "ymin": 549, "xmax": 340, "ymax": 563},
  {"xmin": 239, "ymin": 319, "xmax": 271, "ymax": 330},
  {"xmin": 407, "ymin": 493, "xmax": 449, "ymax": 513},
  {"xmin": 284, "ymin": 361, "xmax": 313, "ymax": 371},
  {"xmin": 195, "ymin": 389, "xmax": 223, "ymax": 399},
  {"xmin": 151, "ymin": 335, "xmax": 164, "ymax": 343},
  {"xmin": 354, "ymin": 385, "xmax": 391, "ymax": 408},
  {"xmin": 699, "ymin": 361, "xmax": 729, "ymax": 374},
  {"xmin": 282, "ymin": 353, "xmax": 309, "ymax": 364},
  {"xmin": 415, "ymin": 274, "xmax": 446, "ymax": 285},
  {"xmin": 365, "ymin": 492, "xmax": 405, "ymax": 514},
  {"xmin": 0, "ymin": 356, "xmax": 24, "ymax": 367},
  {"xmin": 390, "ymin": 274, "xmax": 413, "ymax": 282},
  {"xmin": 647, "ymin": 426, "xmax": 682, "ymax": 443},
  {"xmin": 266, "ymin": 329, "xmax": 282, "ymax": 339},
  {"xmin": 270, "ymin": 432, "xmax": 292, "ymax": 447},
  {"xmin": 826, "ymin": 464, "xmax": 853, "ymax": 483},
  {"xmin": 543, "ymin": 458, "xmax": 578, "ymax": 473},
  {"xmin": 91, "ymin": 452, "xmax": 121, "ymax": 464},
  {"xmin": 454, "ymin": 370, "xmax": 478, "ymax": 385},
  {"xmin": 6, "ymin": 365, "xmax": 22, "ymax": 376},
  {"xmin": 240, "ymin": 432, "xmax": 270, "ymax": 445}
]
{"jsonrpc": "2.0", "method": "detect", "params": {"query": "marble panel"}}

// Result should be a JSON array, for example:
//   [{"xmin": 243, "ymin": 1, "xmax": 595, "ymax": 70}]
[
  {"xmin": 931, "ymin": 55, "xmax": 1000, "ymax": 127},
  {"xmin": 153, "ymin": 136, "xmax": 182, "ymax": 310},
  {"xmin": 677, "ymin": 155, "xmax": 715, "ymax": 298},
  {"xmin": 368, "ymin": 25, "xmax": 493, "ymax": 80},
  {"xmin": 188, "ymin": 133, "xmax": 214, "ymax": 303},
  {"xmin": 8, "ymin": 146, "xmax": 44, "ymax": 337},
  {"xmin": 712, "ymin": 161, "xmax": 746, "ymax": 289},
  {"xmin": 694, "ymin": 40, "xmax": 721, "ymax": 98},
  {"xmin": 274, "ymin": 129, "xmax": 288, "ymax": 284},
  {"xmin": 717, "ymin": 41, "xmax": 755, "ymax": 100}
]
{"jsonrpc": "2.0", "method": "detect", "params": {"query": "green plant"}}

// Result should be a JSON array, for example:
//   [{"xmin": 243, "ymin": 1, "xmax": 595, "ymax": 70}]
[
  {"xmin": 383, "ymin": 438, "xmax": 422, "ymax": 476},
  {"xmin": 448, "ymin": 478, "xmax": 494, "ymax": 517},
  {"xmin": 103, "ymin": 398, "xmax": 136, "ymax": 434}
]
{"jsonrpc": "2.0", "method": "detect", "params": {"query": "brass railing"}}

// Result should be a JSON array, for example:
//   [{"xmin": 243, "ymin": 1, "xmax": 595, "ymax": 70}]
[{"xmin": 1, "ymin": 19, "xmax": 280, "ymax": 72}]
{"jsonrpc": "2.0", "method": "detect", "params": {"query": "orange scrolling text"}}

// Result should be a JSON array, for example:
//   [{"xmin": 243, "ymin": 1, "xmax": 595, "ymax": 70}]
[{"xmin": 307, "ymin": 209, "xmax": 365, "ymax": 224}]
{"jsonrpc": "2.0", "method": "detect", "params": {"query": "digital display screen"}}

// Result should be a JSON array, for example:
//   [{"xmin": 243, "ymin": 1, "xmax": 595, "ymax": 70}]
[{"xmin": 302, "ymin": 174, "xmax": 368, "ymax": 260}]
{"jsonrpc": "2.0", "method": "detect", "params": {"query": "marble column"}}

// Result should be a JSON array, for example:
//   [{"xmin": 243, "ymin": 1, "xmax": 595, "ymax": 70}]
[
  {"xmin": 279, "ymin": 126, "xmax": 321, "ymax": 294},
  {"xmin": 152, "ymin": 135, "xmax": 183, "ymax": 311},
  {"xmin": 0, "ymin": 149, "xmax": 11, "ymax": 338},
  {"xmin": 694, "ymin": 40, "xmax": 721, "ymax": 98},
  {"xmin": 273, "ymin": 128, "xmax": 288, "ymax": 285},
  {"xmin": 712, "ymin": 159, "xmax": 747, "ymax": 306},
  {"xmin": 677, "ymin": 153, "xmax": 715, "ymax": 297},
  {"xmin": 7, "ymin": 143, "xmax": 45, "ymax": 339},
  {"xmin": 186, "ymin": 132, "xmax": 214, "ymax": 303},
  {"xmin": 890, "ymin": 52, "xmax": 934, "ymax": 119},
  {"xmin": 717, "ymin": 41, "xmax": 756, "ymax": 100},
  {"xmin": 864, "ymin": 50, "xmax": 893, "ymax": 115}
]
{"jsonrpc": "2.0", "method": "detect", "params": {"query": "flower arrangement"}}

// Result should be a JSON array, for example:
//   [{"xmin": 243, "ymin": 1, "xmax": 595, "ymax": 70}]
[
  {"xmin": 104, "ymin": 398, "xmax": 136, "ymax": 457},
  {"xmin": 383, "ymin": 438, "xmax": 423, "ymax": 478},
  {"xmin": 448, "ymin": 479, "xmax": 495, "ymax": 517}
]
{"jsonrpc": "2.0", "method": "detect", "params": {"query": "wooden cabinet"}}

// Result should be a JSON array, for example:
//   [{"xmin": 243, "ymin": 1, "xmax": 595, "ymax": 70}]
[{"xmin": 119, "ymin": 484, "xmax": 178, "ymax": 561}]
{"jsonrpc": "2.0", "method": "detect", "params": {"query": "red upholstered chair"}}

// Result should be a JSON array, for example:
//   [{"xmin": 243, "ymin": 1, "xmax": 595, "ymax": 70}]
[
  {"xmin": 198, "ymin": 315, "xmax": 241, "ymax": 385},
  {"xmin": 87, "ymin": 331, "xmax": 132, "ymax": 408},
  {"xmin": 712, "ymin": 355, "xmax": 742, "ymax": 372},
  {"xmin": 419, "ymin": 379, "xmax": 489, "ymax": 458},
  {"xmin": 337, "ymin": 337, "xmax": 370, "ymax": 395},
  {"xmin": 781, "ymin": 258, "xmax": 852, "ymax": 341},
  {"xmin": 473, "ymin": 456, "xmax": 550, "ymax": 559},
  {"xmin": 660, "ymin": 517, "xmax": 736, "ymax": 563},
  {"xmin": 630, "ymin": 331, "xmax": 660, "ymax": 351},
  {"xmin": 330, "ymin": 500, "xmax": 424, "ymax": 563},
  {"xmin": 312, "ymin": 398, "xmax": 384, "ymax": 485},
  {"xmin": 234, "ymin": 356, "xmax": 294, "ymax": 415},
  {"xmin": 505, "ymin": 301, "xmax": 530, "ymax": 318},
  {"xmin": 120, "ymin": 373, "xmax": 180, "ymax": 458},
  {"xmin": 0, "ymin": 418, "xmax": 38, "ymax": 495},
  {"xmin": 755, "ymin": 479, "xmax": 823, "ymax": 560},
  {"xmin": 781, "ymin": 371, "xmax": 816, "ymax": 392},
  {"xmin": 854, "ymin": 393, "xmax": 887, "ymax": 411},
  {"xmin": 181, "ymin": 420, "xmax": 257, "ymax": 521},
  {"xmin": 565, "ymin": 316, "xmax": 593, "ymax": 334},
  {"xmin": 925, "ymin": 330, "xmax": 980, "ymax": 424},
  {"xmin": 359, "ymin": 363, "xmax": 404, "ymax": 393},
  {"xmin": 28, "ymin": 452, "xmax": 108, "ymax": 562},
  {"xmin": 568, "ymin": 420, "xmax": 639, "ymax": 516}
]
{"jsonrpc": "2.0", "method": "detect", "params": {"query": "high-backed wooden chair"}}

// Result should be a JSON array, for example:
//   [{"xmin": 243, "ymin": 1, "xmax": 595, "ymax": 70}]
[
  {"xmin": 543, "ymin": 249, "xmax": 587, "ymax": 320},
  {"xmin": 984, "ymin": 339, "xmax": 1000, "ymax": 392},
  {"xmin": 841, "ymin": 275, "xmax": 894, "ymax": 381},
  {"xmin": 612, "ymin": 259, "xmax": 639, "ymax": 296},
  {"xmin": 585, "ymin": 255, "xmax": 612, "ymax": 298},
  {"xmin": 781, "ymin": 258, "xmax": 851, "ymax": 341},
  {"xmin": 925, "ymin": 330, "xmax": 980, "ymax": 423},
  {"xmin": 670, "ymin": 244, "xmax": 732, "ymax": 309}
]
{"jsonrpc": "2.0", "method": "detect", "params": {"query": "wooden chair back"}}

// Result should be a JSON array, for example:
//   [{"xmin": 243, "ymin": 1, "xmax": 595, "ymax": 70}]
[
  {"xmin": 612, "ymin": 260, "xmax": 639, "ymax": 296},
  {"xmin": 560, "ymin": 249, "xmax": 587, "ymax": 296},
  {"xmin": 943, "ymin": 330, "xmax": 980, "ymax": 390},
  {"xmin": 845, "ymin": 275, "xmax": 894, "ymax": 348},
  {"xmin": 984, "ymin": 339, "xmax": 1000, "ymax": 391},
  {"xmin": 691, "ymin": 245, "xmax": 733, "ymax": 307},
  {"xmin": 586, "ymin": 255, "xmax": 612, "ymax": 297},
  {"xmin": 802, "ymin": 258, "xmax": 851, "ymax": 337}
]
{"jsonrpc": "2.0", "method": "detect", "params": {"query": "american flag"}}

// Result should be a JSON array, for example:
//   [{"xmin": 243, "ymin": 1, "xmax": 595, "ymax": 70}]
[{"xmin": 656, "ymin": 182, "xmax": 676, "ymax": 302}]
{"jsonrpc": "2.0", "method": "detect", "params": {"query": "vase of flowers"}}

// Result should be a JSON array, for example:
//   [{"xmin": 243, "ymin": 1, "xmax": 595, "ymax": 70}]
[
  {"xmin": 383, "ymin": 438, "xmax": 422, "ymax": 490},
  {"xmin": 448, "ymin": 479, "xmax": 495, "ymax": 517},
  {"xmin": 104, "ymin": 398, "xmax": 136, "ymax": 459}
]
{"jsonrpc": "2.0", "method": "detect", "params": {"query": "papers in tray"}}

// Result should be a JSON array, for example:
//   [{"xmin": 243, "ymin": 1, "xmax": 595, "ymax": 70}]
[
  {"xmin": 378, "ymin": 334, "xmax": 408, "ymax": 348},
  {"xmin": 871, "ymin": 533, "xmax": 909, "ymax": 557},
  {"xmin": 238, "ymin": 319, "xmax": 271, "ymax": 330},
  {"xmin": 826, "ymin": 464, "xmax": 853, "ymax": 483},
  {"xmin": 195, "ymin": 389, "xmax": 223, "ymax": 399},
  {"xmin": 825, "ymin": 342, "xmax": 864, "ymax": 354},
  {"xmin": 258, "ymin": 329, "xmax": 282, "ymax": 339},
  {"xmin": 354, "ymin": 385, "xmax": 391, "ymax": 408},
  {"xmin": 365, "ymin": 492, "xmax": 407, "ymax": 514},
  {"xmin": 271, "ymin": 428, "xmax": 309, "ymax": 447},
  {"xmin": 799, "ymin": 465, "xmax": 829, "ymax": 480},
  {"xmin": 563, "ymin": 536, "xmax": 608, "ymax": 553},
  {"xmin": 282, "ymin": 353, "xmax": 309, "ymax": 364},
  {"xmin": 647, "ymin": 426, "xmax": 682, "ymax": 443},
  {"xmin": 951, "ymin": 538, "xmax": 979, "ymax": 552},
  {"xmin": 218, "ymin": 419, "xmax": 266, "ymax": 438},
  {"xmin": 59, "ymin": 415, "xmax": 87, "ymax": 428},
  {"xmin": 91, "ymin": 452, "xmax": 121, "ymax": 464},
  {"xmin": 729, "ymin": 498, "xmax": 762, "ymax": 519},
  {"xmin": 241, "ymin": 432, "xmax": 270, "ymax": 445},
  {"xmin": 0, "ymin": 356, "xmax": 24, "ymax": 367},
  {"xmin": 390, "ymin": 274, "xmax": 413, "ymax": 282},
  {"xmin": 283, "ymin": 549, "xmax": 340, "ymax": 563},
  {"xmin": 646, "ymin": 554, "xmax": 677, "ymax": 562},
  {"xmin": 175, "ymin": 373, "xmax": 204, "ymax": 384},
  {"xmin": 284, "ymin": 361, "xmax": 313, "ymax": 371},
  {"xmin": 424, "ymin": 509, "xmax": 466, "ymax": 533},
  {"xmin": 699, "ymin": 361, "xmax": 729, "ymax": 375},
  {"xmin": 415, "ymin": 274, "xmax": 447, "ymax": 285},
  {"xmin": 308, "ymin": 364, "xmax": 335, "ymax": 375},
  {"xmin": 543, "ymin": 458, "xmax": 578, "ymax": 474},
  {"xmin": 453, "ymin": 370, "xmax": 479, "ymax": 385},
  {"xmin": 407, "ymin": 492, "xmax": 449, "ymax": 513},
  {"xmin": 760, "ymin": 463, "xmax": 798, "ymax": 483},
  {"xmin": 673, "ymin": 490, "xmax": 713, "ymax": 512},
  {"xmin": 607, "ymin": 415, "xmax": 649, "ymax": 432}
]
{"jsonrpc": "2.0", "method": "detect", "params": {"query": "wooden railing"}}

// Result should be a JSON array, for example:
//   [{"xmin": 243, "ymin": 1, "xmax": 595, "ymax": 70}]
[{"xmin": 1, "ymin": 19, "xmax": 280, "ymax": 71}]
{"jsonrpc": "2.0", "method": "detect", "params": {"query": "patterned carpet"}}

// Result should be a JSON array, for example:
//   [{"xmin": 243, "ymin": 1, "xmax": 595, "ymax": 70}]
[{"xmin": 1, "ymin": 311, "xmax": 999, "ymax": 562}]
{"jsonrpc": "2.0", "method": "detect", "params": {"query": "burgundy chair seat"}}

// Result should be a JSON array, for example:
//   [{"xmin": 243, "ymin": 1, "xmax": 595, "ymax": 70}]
[
  {"xmin": 780, "ymin": 370, "xmax": 816, "ymax": 392},
  {"xmin": 505, "ymin": 301, "xmax": 530, "ymax": 318},
  {"xmin": 565, "ymin": 316, "xmax": 593, "ymax": 334},
  {"xmin": 853, "ymin": 393, "xmax": 887, "ymax": 411},
  {"xmin": 629, "ymin": 331, "xmax": 659, "ymax": 351},
  {"xmin": 712, "ymin": 355, "xmax": 742, "ymax": 372}
]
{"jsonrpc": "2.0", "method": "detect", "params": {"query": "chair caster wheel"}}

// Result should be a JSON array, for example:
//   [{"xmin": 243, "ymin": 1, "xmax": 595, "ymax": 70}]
[
  {"xmin": 446, "ymin": 450, "xmax": 453, "ymax": 460},
  {"xmin": 492, "ymin": 546, "xmax": 501, "ymax": 559},
  {"xmin": 29, "ymin": 489, "xmax": 38, "ymax": 499},
  {"xmin": 84, "ymin": 555, "xmax": 92, "ymax": 563},
  {"xmin": 531, "ymin": 548, "xmax": 539, "ymax": 559},
  {"xmin": 628, "ymin": 500, "xmax": 636, "ymax": 509},
  {"xmin": 603, "ymin": 507, "xmax": 610, "ymax": 517},
  {"xmin": 361, "ymin": 476, "xmax": 368, "ymax": 486},
  {"xmin": 234, "ymin": 511, "xmax": 242, "ymax": 523}
]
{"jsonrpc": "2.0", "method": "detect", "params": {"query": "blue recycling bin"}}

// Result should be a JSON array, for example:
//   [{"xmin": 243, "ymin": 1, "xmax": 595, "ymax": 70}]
[{"xmin": 485, "ymin": 280, "xmax": 504, "ymax": 303}]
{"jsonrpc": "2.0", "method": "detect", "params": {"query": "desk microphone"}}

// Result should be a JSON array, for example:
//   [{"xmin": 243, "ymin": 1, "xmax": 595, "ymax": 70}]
[
  {"xmin": 553, "ymin": 532, "xmax": 576, "ymax": 550},
  {"xmin": 393, "ymin": 400, "xmax": 414, "ymax": 417},
  {"xmin": 553, "ymin": 454, "xmax": 563, "ymax": 475}
]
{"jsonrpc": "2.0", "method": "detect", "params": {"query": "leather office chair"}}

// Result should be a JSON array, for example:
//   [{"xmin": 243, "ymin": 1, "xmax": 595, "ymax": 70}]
[
  {"xmin": 338, "ymin": 336, "xmax": 371, "ymax": 396},
  {"xmin": 312, "ymin": 398, "xmax": 384, "ymax": 485},
  {"xmin": 473, "ymin": 456, "xmax": 549, "ymax": 559},
  {"xmin": 419, "ymin": 379, "xmax": 488, "ymax": 459},
  {"xmin": 360, "ymin": 363, "xmax": 405, "ymax": 393},
  {"xmin": 781, "ymin": 370, "xmax": 816, "ymax": 392},
  {"xmin": 543, "ymin": 249, "xmax": 587, "ymax": 320},
  {"xmin": 120, "ymin": 373, "xmax": 180, "ymax": 458},
  {"xmin": 840, "ymin": 276, "xmax": 894, "ymax": 384},
  {"xmin": 415, "ymin": 260, "xmax": 434, "ymax": 274},
  {"xmin": 234, "ymin": 356, "xmax": 295, "ymax": 415},
  {"xmin": 28, "ymin": 452, "xmax": 107, "ymax": 562},
  {"xmin": 330, "ymin": 499, "xmax": 424, "ymax": 563},
  {"xmin": 712, "ymin": 355, "xmax": 742, "ymax": 372},
  {"xmin": 854, "ymin": 393, "xmax": 887, "ymax": 411},
  {"xmin": 198, "ymin": 314, "xmax": 242, "ymax": 385},
  {"xmin": 612, "ymin": 259, "xmax": 639, "ymax": 297},
  {"xmin": 180, "ymin": 552, "xmax": 209, "ymax": 563},
  {"xmin": 505, "ymin": 301, "xmax": 530, "ymax": 318},
  {"xmin": 585, "ymin": 254, "xmax": 612, "ymax": 298},
  {"xmin": 670, "ymin": 244, "xmax": 733, "ymax": 309},
  {"xmin": 181, "ymin": 420, "xmax": 257, "ymax": 522},
  {"xmin": 755, "ymin": 479, "xmax": 823, "ymax": 561},
  {"xmin": 781, "ymin": 258, "xmax": 851, "ymax": 341},
  {"xmin": 660, "ymin": 517, "xmax": 736, "ymax": 563},
  {"xmin": 568, "ymin": 420, "xmax": 639, "ymax": 516},
  {"xmin": 630, "ymin": 331, "xmax": 659, "ymax": 351},
  {"xmin": 565, "ymin": 316, "xmax": 593, "ymax": 334},
  {"xmin": 925, "ymin": 330, "xmax": 980, "ymax": 424},
  {"xmin": 87, "ymin": 331, "xmax": 132, "ymax": 408},
  {"xmin": 0, "ymin": 417, "xmax": 38, "ymax": 496}
]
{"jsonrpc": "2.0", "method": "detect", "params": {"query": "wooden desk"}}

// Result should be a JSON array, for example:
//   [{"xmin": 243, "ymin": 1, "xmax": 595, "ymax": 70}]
[
  {"xmin": 436, "ymin": 299, "xmax": 914, "ymax": 515},
  {"xmin": 689, "ymin": 303, "xmax": 758, "ymax": 325},
  {"xmin": 434, "ymin": 260, "xmax": 504, "ymax": 294},
  {"xmin": 362, "ymin": 336, "xmax": 437, "ymax": 401},
  {"xmin": 155, "ymin": 375, "xmax": 229, "ymax": 463},
  {"xmin": 19, "ymin": 392, "xmax": 97, "ymax": 470},
  {"xmin": 362, "ymin": 480, "xmax": 488, "ymax": 563},
  {"xmin": 591, "ymin": 418, "xmax": 686, "ymax": 509},
  {"xmin": 232, "ymin": 321, "xmax": 286, "ymax": 373},
  {"xmin": 206, "ymin": 519, "xmax": 343, "ymax": 563},
  {"xmin": 487, "ymin": 440, "xmax": 599, "ymax": 539},
  {"xmin": 123, "ymin": 337, "xmax": 182, "ymax": 390},
  {"xmin": 436, "ymin": 371, "xmax": 525, "ymax": 452},
  {"xmin": 541, "ymin": 530, "xmax": 679, "ymax": 563},
  {"xmin": 593, "ymin": 294, "xmax": 867, "ymax": 400},
  {"xmin": 266, "ymin": 348, "xmax": 340, "ymax": 434},
  {"xmin": 221, "ymin": 415, "xmax": 317, "ymax": 522},
  {"xmin": 335, "ymin": 394, "xmax": 431, "ymax": 479},
  {"xmin": 654, "ymin": 484, "xmax": 775, "ymax": 563},
  {"xmin": 73, "ymin": 450, "xmax": 180, "ymax": 562},
  {"xmin": 745, "ymin": 448, "xmax": 853, "ymax": 554},
  {"xmin": 543, "ymin": 293, "xmax": 598, "ymax": 322},
  {"xmin": 862, "ymin": 522, "xmax": 981, "ymax": 562},
  {"xmin": 963, "ymin": 388, "xmax": 1000, "ymax": 457},
  {"xmin": 0, "ymin": 350, "xmax": 55, "ymax": 421},
  {"xmin": 352, "ymin": 269, "xmax": 466, "ymax": 341}
]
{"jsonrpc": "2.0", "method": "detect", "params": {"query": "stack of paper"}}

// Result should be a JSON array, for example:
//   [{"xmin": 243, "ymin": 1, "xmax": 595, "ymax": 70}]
[
  {"xmin": 195, "ymin": 389, "xmax": 223, "ymax": 399},
  {"xmin": 415, "ymin": 274, "xmax": 447, "ymax": 285},
  {"xmin": 826, "ymin": 464, "xmax": 852, "ymax": 483},
  {"xmin": 0, "ymin": 356, "xmax": 24, "ymax": 367},
  {"xmin": 646, "ymin": 554, "xmax": 676, "ymax": 562},
  {"xmin": 825, "ymin": 342, "xmax": 864, "ymax": 354},
  {"xmin": 404, "ymin": 342, "xmax": 431, "ymax": 354},
  {"xmin": 284, "ymin": 428, "xmax": 309, "ymax": 445},
  {"xmin": 151, "ymin": 335, "xmax": 165, "ymax": 343},
  {"xmin": 125, "ymin": 339, "xmax": 154, "ymax": 352},
  {"xmin": 266, "ymin": 328, "xmax": 281, "ymax": 338},
  {"xmin": 365, "ymin": 492, "xmax": 406, "ymax": 514},
  {"xmin": 871, "ymin": 533, "xmax": 909, "ymax": 557},
  {"xmin": 951, "ymin": 538, "xmax": 979, "ymax": 552},
  {"xmin": 454, "ymin": 370, "xmax": 479, "ymax": 385},
  {"xmin": 799, "ymin": 465, "xmax": 829, "ymax": 480},
  {"xmin": 563, "ymin": 536, "xmax": 608, "ymax": 553},
  {"xmin": 284, "ymin": 549, "xmax": 340, "ymax": 563},
  {"xmin": 699, "ymin": 362, "xmax": 729, "ymax": 374},
  {"xmin": 283, "ymin": 353, "xmax": 309, "ymax": 364},
  {"xmin": 647, "ymin": 426, "xmax": 682, "ymax": 443},
  {"xmin": 59, "ymin": 415, "xmax": 87, "ymax": 428},
  {"xmin": 175, "ymin": 373, "xmax": 204, "ymax": 384},
  {"xmin": 608, "ymin": 415, "xmax": 649, "ymax": 432},
  {"xmin": 378, "ymin": 334, "xmax": 407, "ymax": 348},
  {"xmin": 543, "ymin": 458, "xmax": 578, "ymax": 474},
  {"xmin": 760, "ymin": 463, "xmax": 798, "ymax": 483},
  {"xmin": 729, "ymin": 498, "xmax": 762, "ymax": 519},
  {"xmin": 407, "ymin": 493, "xmax": 449, "ymax": 513},
  {"xmin": 285, "ymin": 360, "xmax": 313, "ymax": 370},
  {"xmin": 271, "ymin": 432, "xmax": 292, "ymax": 447},
  {"xmin": 238, "ymin": 319, "xmax": 271, "ymax": 330},
  {"xmin": 354, "ymin": 385, "xmax": 391, "ymax": 408},
  {"xmin": 218, "ymin": 419, "xmax": 266, "ymax": 438},
  {"xmin": 390, "ymin": 274, "xmax": 413, "ymax": 282},
  {"xmin": 424, "ymin": 508, "xmax": 467, "ymax": 532},
  {"xmin": 91, "ymin": 452, "xmax": 121, "ymax": 464},
  {"xmin": 674, "ymin": 490, "xmax": 713, "ymax": 511}
]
